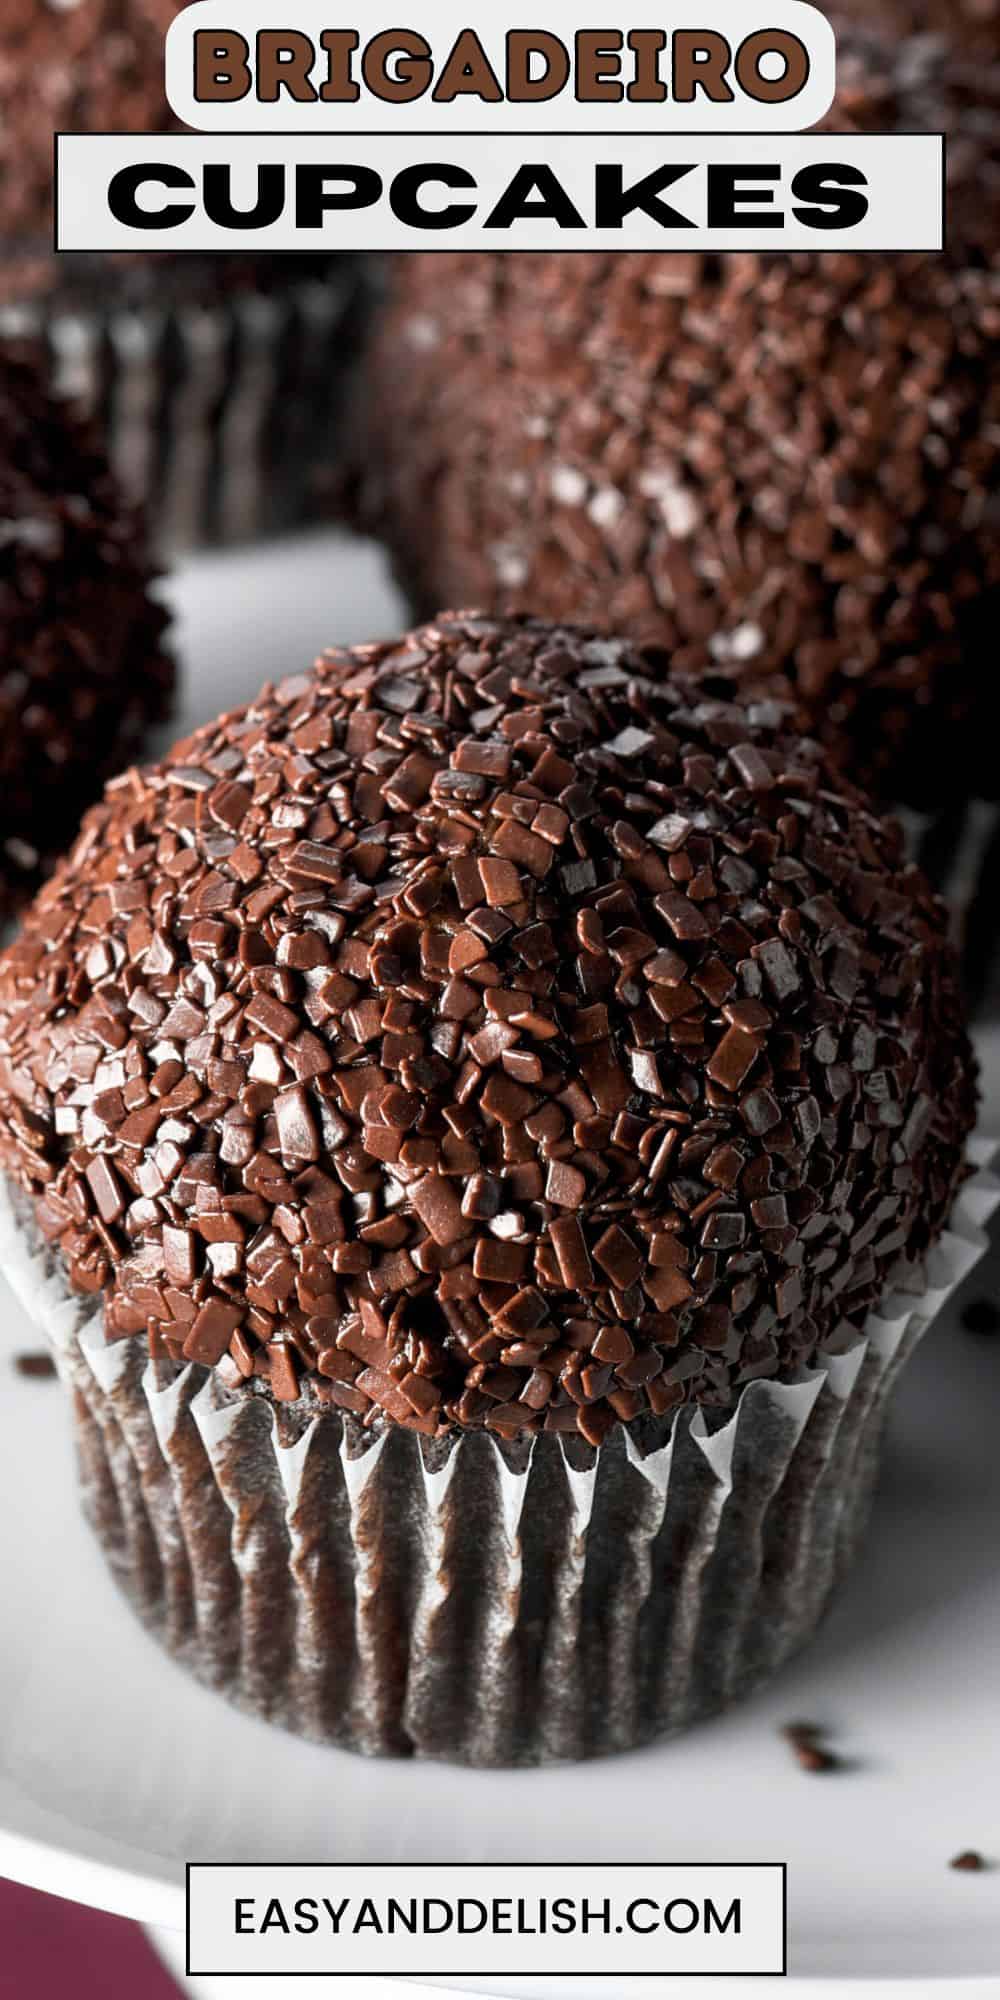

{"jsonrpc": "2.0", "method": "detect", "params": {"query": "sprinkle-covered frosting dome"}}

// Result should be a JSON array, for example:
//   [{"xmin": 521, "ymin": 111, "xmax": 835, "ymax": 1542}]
[{"xmin": 0, "ymin": 614, "xmax": 975, "ymax": 1442}]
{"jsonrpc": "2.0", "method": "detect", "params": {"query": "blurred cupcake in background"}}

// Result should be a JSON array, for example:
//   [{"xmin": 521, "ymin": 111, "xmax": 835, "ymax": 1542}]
[
  {"xmin": 0, "ymin": 1, "xmax": 366, "ymax": 548},
  {"xmin": 355, "ymin": 33, "xmax": 1000, "ymax": 996},
  {"xmin": 832, "ymin": 0, "xmax": 999, "ymax": 58},
  {"xmin": 0, "ymin": 341, "xmax": 172, "ymax": 923}
]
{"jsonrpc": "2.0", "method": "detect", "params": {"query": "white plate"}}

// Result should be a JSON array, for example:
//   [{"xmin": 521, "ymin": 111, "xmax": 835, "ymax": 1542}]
[{"xmin": 1, "ymin": 534, "xmax": 999, "ymax": 1991}]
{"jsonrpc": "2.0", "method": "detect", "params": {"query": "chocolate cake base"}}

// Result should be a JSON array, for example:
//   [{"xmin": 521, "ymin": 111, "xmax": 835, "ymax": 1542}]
[{"xmin": 2, "ymin": 1168, "xmax": 993, "ymax": 1765}]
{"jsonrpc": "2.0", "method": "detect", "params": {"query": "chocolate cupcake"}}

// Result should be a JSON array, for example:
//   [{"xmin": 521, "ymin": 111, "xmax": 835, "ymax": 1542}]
[
  {"xmin": 0, "ymin": 342, "xmax": 172, "ymax": 926},
  {"xmin": 0, "ymin": 0, "xmax": 182, "ymax": 278},
  {"xmin": 0, "ymin": 3, "xmax": 364, "ymax": 546},
  {"xmin": 833, "ymin": 0, "xmax": 999, "ymax": 57},
  {"xmin": 0, "ymin": 613, "xmax": 979, "ymax": 1763},
  {"xmin": 357, "ymin": 40, "xmax": 999, "ymax": 815}
]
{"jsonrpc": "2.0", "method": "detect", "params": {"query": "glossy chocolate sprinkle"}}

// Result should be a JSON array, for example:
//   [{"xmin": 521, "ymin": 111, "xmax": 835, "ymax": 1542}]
[
  {"xmin": 13, "ymin": 1350, "xmax": 56, "ymax": 1379},
  {"xmin": 0, "ymin": 612, "xmax": 975, "ymax": 1442},
  {"xmin": 357, "ymin": 33, "xmax": 1000, "ymax": 808},
  {"xmin": 0, "ymin": 346, "xmax": 173, "ymax": 923},
  {"xmin": 781, "ymin": 1720, "xmax": 842, "ymax": 1773}
]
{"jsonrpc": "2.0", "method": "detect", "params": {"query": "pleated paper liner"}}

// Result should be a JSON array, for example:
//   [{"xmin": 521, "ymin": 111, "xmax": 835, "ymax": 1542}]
[
  {"xmin": 0, "ymin": 1141, "xmax": 996, "ymax": 1768},
  {"xmin": 0, "ymin": 257, "xmax": 370, "ymax": 553}
]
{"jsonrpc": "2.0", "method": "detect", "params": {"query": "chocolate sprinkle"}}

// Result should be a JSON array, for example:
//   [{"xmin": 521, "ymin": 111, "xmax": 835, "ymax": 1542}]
[
  {"xmin": 793, "ymin": 1743, "xmax": 840, "ymax": 1774},
  {"xmin": 781, "ymin": 1720, "xmax": 841, "ymax": 1773},
  {"xmin": 0, "ymin": 612, "xmax": 975, "ymax": 1440},
  {"xmin": 13, "ymin": 1350, "xmax": 56, "ymax": 1379},
  {"xmin": 960, "ymin": 1297, "xmax": 1000, "ymax": 1335},
  {"xmin": 357, "ymin": 35, "xmax": 1000, "ymax": 807},
  {"xmin": 0, "ymin": 346, "xmax": 173, "ymax": 923}
]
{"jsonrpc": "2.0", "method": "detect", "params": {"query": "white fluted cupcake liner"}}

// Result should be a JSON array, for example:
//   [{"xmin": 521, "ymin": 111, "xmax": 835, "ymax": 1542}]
[
  {"xmin": 0, "ymin": 262, "xmax": 367, "ymax": 552},
  {"xmin": 0, "ymin": 1141, "xmax": 996, "ymax": 1767}
]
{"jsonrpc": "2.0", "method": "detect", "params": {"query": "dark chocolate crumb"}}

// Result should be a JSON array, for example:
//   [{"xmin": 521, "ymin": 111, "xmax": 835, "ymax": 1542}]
[
  {"xmin": 781, "ymin": 1720, "xmax": 841, "ymax": 1772},
  {"xmin": 961, "ymin": 1299, "xmax": 1000, "ymax": 1337},
  {"xmin": 794, "ymin": 1743, "xmax": 840, "ymax": 1775},
  {"xmin": 13, "ymin": 1350, "xmax": 56, "ymax": 1379}
]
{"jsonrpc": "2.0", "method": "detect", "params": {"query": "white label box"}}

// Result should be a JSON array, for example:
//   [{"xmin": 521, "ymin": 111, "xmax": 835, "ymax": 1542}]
[
  {"xmin": 186, "ymin": 1862, "xmax": 787, "ymax": 1978},
  {"xmin": 56, "ymin": 133, "xmax": 944, "ymax": 253},
  {"xmin": 164, "ymin": 2, "xmax": 836, "ymax": 136}
]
